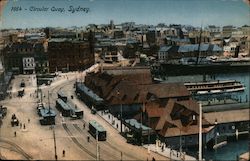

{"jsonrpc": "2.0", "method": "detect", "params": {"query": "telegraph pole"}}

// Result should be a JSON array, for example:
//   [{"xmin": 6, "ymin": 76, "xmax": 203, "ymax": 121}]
[
  {"xmin": 48, "ymin": 90, "xmax": 57, "ymax": 160},
  {"xmin": 53, "ymin": 128, "xmax": 57, "ymax": 160},
  {"xmin": 117, "ymin": 90, "xmax": 123, "ymax": 133},
  {"xmin": 120, "ymin": 103, "xmax": 122, "ymax": 133},
  {"xmin": 96, "ymin": 131, "xmax": 99, "ymax": 161},
  {"xmin": 179, "ymin": 129, "xmax": 182, "ymax": 155},
  {"xmin": 198, "ymin": 103, "xmax": 202, "ymax": 160}
]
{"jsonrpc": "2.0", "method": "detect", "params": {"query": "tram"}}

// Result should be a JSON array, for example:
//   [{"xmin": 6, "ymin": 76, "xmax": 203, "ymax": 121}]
[
  {"xmin": 75, "ymin": 82, "xmax": 106, "ymax": 110},
  {"xmin": 57, "ymin": 91, "xmax": 67, "ymax": 102},
  {"xmin": 88, "ymin": 120, "xmax": 107, "ymax": 141},
  {"xmin": 55, "ymin": 98, "xmax": 71, "ymax": 117},
  {"xmin": 70, "ymin": 108, "xmax": 84, "ymax": 119}
]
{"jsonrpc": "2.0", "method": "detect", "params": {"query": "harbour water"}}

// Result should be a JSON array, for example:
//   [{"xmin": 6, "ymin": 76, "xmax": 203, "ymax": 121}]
[
  {"xmin": 214, "ymin": 72, "xmax": 250, "ymax": 102},
  {"xmin": 162, "ymin": 72, "xmax": 250, "ymax": 102},
  {"xmin": 185, "ymin": 139, "xmax": 249, "ymax": 160},
  {"xmin": 203, "ymin": 139, "xmax": 249, "ymax": 160},
  {"xmin": 161, "ymin": 72, "xmax": 250, "ymax": 160}
]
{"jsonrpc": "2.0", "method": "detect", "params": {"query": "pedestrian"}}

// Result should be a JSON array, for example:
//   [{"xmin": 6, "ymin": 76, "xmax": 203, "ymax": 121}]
[
  {"xmin": 87, "ymin": 135, "xmax": 90, "ymax": 142},
  {"xmin": 152, "ymin": 157, "xmax": 155, "ymax": 161},
  {"xmin": 83, "ymin": 123, "xmax": 85, "ymax": 129},
  {"xmin": 28, "ymin": 118, "xmax": 30, "ymax": 123},
  {"xmin": 23, "ymin": 123, "xmax": 26, "ymax": 129},
  {"xmin": 14, "ymin": 131, "xmax": 16, "ymax": 137},
  {"xmin": 62, "ymin": 150, "xmax": 65, "ymax": 157},
  {"xmin": 20, "ymin": 123, "xmax": 22, "ymax": 129}
]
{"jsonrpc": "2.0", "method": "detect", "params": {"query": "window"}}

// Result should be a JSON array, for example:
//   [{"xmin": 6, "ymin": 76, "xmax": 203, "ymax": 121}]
[{"xmin": 189, "ymin": 136, "xmax": 192, "ymax": 141}]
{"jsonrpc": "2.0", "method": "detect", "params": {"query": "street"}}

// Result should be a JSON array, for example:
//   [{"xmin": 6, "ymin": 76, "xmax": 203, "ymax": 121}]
[{"xmin": 0, "ymin": 67, "xmax": 168, "ymax": 160}]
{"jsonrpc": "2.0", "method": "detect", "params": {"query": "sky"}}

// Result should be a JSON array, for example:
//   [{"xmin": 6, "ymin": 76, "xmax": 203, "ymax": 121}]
[{"xmin": 0, "ymin": 0, "xmax": 249, "ymax": 29}]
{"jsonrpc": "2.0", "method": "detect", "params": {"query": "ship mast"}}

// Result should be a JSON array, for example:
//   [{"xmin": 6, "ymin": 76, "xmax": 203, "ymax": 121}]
[{"xmin": 196, "ymin": 25, "xmax": 203, "ymax": 65}]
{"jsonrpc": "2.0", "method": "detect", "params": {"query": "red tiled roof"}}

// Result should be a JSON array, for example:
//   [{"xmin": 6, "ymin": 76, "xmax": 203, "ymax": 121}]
[
  {"xmin": 142, "ymin": 98, "xmax": 213, "ymax": 137},
  {"xmin": 146, "ymin": 83, "xmax": 190, "ymax": 98},
  {"xmin": 145, "ymin": 102, "xmax": 162, "ymax": 117},
  {"xmin": 177, "ymin": 99, "xmax": 199, "ymax": 114}
]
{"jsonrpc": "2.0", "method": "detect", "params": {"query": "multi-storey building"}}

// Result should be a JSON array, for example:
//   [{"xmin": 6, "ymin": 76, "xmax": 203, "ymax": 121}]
[
  {"xmin": 3, "ymin": 42, "xmax": 47, "ymax": 74},
  {"xmin": 48, "ymin": 38, "xmax": 94, "ymax": 72},
  {"xmin": 3, "ymin": 42, "xmax": 35, "ymax": 74},
  {"xmin": 222, "ymin": 25, "xmax": 236, "ymax": 37}
]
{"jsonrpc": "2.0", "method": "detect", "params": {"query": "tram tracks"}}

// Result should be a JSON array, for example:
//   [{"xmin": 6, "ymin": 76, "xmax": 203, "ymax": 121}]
[
  {"xmin": 62, "ymin": 123, "xmax": 96, "ymax": 159},
  {"xmin": 72, "ymin": 123, "xmax": 140, "ymax": 160},
  {"xmin": 0, "ymin": 138, "xmax": 33, "ymax": 160},
  {"xmin": 72, "ymin": 123, "xmax": 120, "ymax": 160},
  {"xmin": 55, "ymin": 79, "xmax": 141, "ymax": 160}
]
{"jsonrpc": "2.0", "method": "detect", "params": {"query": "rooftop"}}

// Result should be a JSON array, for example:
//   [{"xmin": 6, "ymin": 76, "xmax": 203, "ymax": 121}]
[
  {"xmin": 204, "ymin": 109, "xmax": 250, "ymax": 124},
  {"xmin": 40, "ymin": 108, "xmax": 57, "ymax": 117}
]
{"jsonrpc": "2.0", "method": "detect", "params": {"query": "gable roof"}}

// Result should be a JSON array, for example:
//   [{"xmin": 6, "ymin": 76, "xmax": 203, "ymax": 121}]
[{"xmin": 143, "ymin": 98, "xmax": 212, "ymax": 137}]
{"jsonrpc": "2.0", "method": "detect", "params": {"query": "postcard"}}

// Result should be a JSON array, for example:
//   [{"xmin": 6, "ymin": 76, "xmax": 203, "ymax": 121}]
[{"xmin": 0, "ymin": 0, "xmax": 249, "ymax": 160}]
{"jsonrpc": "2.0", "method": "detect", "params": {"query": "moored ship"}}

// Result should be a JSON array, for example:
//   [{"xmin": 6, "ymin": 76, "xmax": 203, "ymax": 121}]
[{"xmin": 184, "ymin": 80, "xmax": 245, "ymax": 95}]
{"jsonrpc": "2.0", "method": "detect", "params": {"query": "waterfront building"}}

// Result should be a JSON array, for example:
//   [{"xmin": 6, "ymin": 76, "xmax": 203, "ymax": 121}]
[
  {"xmin": 81, "ymin": 67, "xmax": 215, "ymax": 148},
  {"xmin": 223, "ymin": 37, "xmax": 239, "ymax": 55},
  {"xmin": 140, "ymin": 98, "xmax": 214, "ymax": 148},
  {"xmin": 158, "ymin": 44, "xmax": 222, "ymax": 63}
]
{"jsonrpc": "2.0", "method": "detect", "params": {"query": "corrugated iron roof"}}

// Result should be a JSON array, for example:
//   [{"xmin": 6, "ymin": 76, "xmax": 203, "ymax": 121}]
[{"xmin": 159, "ymin": 46, "xmax": 172, "ymax": 52}]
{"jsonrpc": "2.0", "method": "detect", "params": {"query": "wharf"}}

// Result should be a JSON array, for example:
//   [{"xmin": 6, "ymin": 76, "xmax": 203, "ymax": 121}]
[
  {"xmin": 239, "ymin": 151, "xmax": 250, "ymax": 161},
  {"xmin": 202, "ymin": 101, "xmax": 249, "ymax": 112},
  {"xmin": 204, "ymin": 108, "xmax": 249, "ymax": 124}
]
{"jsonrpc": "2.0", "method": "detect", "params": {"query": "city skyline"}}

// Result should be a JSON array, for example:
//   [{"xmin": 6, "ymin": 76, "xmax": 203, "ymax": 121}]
[{"xmin": 0, "ymin": 0, "xmax": 250, "ymax": 29}]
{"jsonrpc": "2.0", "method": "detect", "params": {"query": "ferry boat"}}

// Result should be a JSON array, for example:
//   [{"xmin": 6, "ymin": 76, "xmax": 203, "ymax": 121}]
[{"xmin": 184, "ymin": 80, "xmax": 245, "ymax": 95}]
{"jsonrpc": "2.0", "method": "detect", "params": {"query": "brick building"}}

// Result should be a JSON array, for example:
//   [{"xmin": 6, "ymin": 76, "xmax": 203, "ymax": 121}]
[
  {"xmin": 3, "ymin": 42, "xmax": 47, "ymax": 74},
  {"xmin": 3, "ymin": 42, "xmax": 35, "ymax": 74},
  {"xmin": 48, "ymin": 38, "xmax": 94, "ymax": 72}
]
